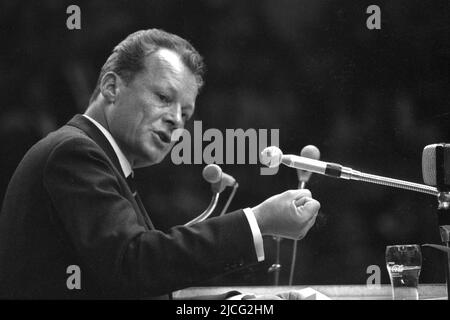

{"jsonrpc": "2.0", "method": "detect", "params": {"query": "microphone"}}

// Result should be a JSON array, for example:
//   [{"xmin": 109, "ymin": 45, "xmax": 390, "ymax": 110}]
[
  {"xmin": 297, "ymin": 145, "xmax": 321, "ymax": 188},
  {"xmin": 202, "ymin": 164, "xmax": 237, "ymax": 194},
  {"xmin": 422, "ymin": 143, "xmax": 450, "ymax": 299},
  {"xmin": 260, "ymin": 145, "xmax": 354, "ymax": 179},
  {"xmin": 422, "ymin": 143, "xmax": 450, "ymax": 192},
  {"xmin": 261, "ymin": 146, "xmax": 438, "ymax": 196},
  {"xmin": 185, "ymin": 164, "xmax": 236, "ymax": 226}
]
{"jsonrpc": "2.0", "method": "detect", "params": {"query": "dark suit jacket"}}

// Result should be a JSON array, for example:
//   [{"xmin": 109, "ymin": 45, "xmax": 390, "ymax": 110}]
[{"xmin": 0, "ymin": 115, "xmax": 258, "ymax": 299}]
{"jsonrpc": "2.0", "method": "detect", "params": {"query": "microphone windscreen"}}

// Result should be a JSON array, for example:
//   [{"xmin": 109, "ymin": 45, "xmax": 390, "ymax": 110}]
[
  {"xmin": 298, "ymin": 145, "xmax": 321, "ymax": 182},
  {"xmin": 202, "ymin": 164, "xmax": 222, "ymax": 184},
  {"xmin": 301, "ymin": 145, "xmax": 321, "ymax": 160},
  {"xmin": 260, "ymin": 146, "xmax": 283, "ymax": 168}
]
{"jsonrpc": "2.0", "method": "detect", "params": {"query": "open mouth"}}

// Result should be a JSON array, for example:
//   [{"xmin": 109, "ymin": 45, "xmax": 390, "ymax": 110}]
[{"xmin": 153, "ymin": 131, "xmax": 171, "ymax": 144}]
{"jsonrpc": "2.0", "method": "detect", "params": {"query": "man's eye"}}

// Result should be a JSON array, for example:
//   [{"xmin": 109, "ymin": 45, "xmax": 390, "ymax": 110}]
[
  {"xmin": 157, "ymin": 93, "xmax": 169, "ymax": 103},
  {"xmin": 182, "ymin": 112, "xmax": 193, "ymax": 121}
]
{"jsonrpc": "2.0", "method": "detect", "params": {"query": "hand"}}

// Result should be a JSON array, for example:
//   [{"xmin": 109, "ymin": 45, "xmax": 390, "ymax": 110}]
[{"xmin": 252, "ymin": 189, "xmax": 320, "ymax": 240}]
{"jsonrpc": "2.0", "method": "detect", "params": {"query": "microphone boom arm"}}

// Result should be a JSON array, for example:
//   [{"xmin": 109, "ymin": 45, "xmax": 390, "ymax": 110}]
[
  {"xmin": 346, "ymin": 169, "xmax": 438, "ymax": 196},
  {"xmin": 220, "ymin": 183, "xmax": 239, "ymax": 216},
  {"xmin": 281, "ymin": 156, "xmax": 439, "ymax": 196},
  {"xmin": 184, "ymin": 192, "xmax": 220, "ymax": 226}
]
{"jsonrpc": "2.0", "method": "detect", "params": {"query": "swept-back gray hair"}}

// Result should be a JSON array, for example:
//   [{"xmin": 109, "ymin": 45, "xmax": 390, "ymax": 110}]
[{"xmin": 89, "ymin": 29, "xmax": 205, "ymax": 104}]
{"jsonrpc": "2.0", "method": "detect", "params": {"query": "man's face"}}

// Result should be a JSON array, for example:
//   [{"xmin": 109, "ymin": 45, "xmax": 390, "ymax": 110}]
[{"xmin": 106, "ymin": 48, "xmax": 198, "ymax": 168}]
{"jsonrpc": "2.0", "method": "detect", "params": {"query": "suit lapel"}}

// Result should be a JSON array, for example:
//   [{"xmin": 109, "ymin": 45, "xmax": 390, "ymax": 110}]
[
  {"xmin": 134, "ymin": 193, "xmax": 155, "ymax": 229},
  {"xmin": 67, "ymin": 115, "xmax": 124, "ymax": 179},
  {"xmin": 66, "ymin": 114, "xmax": 155, "ymax": 230}
]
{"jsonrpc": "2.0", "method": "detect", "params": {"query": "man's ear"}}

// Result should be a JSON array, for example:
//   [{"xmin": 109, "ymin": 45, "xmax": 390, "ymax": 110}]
[{"xmin": 100, "ymin": 72, "xmax": 123, "ymax": 103}]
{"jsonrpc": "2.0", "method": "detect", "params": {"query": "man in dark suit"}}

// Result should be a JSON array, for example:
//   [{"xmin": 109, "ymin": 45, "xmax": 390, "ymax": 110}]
[{"xmin": 0, "ymin": 29, "xmax": 320, "ymax": 299}]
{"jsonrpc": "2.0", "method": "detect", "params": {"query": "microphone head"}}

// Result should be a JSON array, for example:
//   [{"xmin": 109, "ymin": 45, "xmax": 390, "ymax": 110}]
[
  {"xmin": 298, "ymin": 145, "xmax": 321, "ymax": 182},
  {"xmin": 260, "ymin": 146, "xmax": 283, "ymax": 168},
  {"xmin": 202, "ymin": 164, "xmax": 222, "ymax": 184},
  {"xmin": 301, "ymin": 145, "xmax": 321, "ymax": 160},
  {"xmin": 422, "ymin": 143, "xmax": 450, "ymax": 191}
]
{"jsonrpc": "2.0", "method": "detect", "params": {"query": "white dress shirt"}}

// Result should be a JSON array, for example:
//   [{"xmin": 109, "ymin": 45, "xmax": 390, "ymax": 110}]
[{"xmin": 82, "ymin": 114, "xmax": 264, "ymax": 262}]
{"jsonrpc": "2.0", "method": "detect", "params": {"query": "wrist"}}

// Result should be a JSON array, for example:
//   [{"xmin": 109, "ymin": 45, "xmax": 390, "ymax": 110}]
[{"xmin": 251, "ymin": 205, "xmax": 268, "ymax": 236}]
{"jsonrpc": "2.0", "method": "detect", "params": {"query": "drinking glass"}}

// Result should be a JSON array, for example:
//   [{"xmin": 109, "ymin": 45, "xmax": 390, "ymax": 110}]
[{"xmin": 385, "ymin": 244, "xmax": 422, "ymax": 300}]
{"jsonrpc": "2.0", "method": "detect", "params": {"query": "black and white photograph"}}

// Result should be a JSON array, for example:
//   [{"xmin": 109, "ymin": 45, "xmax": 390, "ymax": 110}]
[{"xmin": 0, "ymin": 0, "xmax": 449, "ymax": 306}]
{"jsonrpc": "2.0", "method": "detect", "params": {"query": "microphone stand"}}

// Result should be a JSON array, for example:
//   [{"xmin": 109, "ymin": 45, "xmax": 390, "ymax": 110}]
[
  {"xmin": 184, "ymin": 179, "xmax": 239, "ymax": 226},
  {"xmin": 288, "ymin": 181, "xmax": 306, "ymax": 286},
  {"xmin": 219, "ymin": 183, "xmax": 239, "ymax": 216},
  {"xmin": 268, "ymin": 237, "xmax": 282, "ymax": 286},
  {"xmin": 436, "ymin": 192, "xmax": 450, "ymax": 300},
  {"xmin": 184, "ymin": 192, "xmax": 220, "ymax": 226}
]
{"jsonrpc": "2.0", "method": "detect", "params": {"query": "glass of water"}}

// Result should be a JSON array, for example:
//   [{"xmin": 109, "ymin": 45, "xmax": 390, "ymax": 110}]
[{"xmin": 385, "ymin": 244, "xmax": 422, "ymax": 300}]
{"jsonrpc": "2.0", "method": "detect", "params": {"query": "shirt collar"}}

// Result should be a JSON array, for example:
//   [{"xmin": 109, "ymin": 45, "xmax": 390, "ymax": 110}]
[{"xmin": 82, "ymin": 114, "xmax": 133, "ymax": 178}]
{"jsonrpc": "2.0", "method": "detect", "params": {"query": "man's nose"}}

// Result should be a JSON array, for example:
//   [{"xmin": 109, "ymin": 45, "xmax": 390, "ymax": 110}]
[{"xmin": 163, "ymin": 103, "xmax": 183, "ymax": 129}]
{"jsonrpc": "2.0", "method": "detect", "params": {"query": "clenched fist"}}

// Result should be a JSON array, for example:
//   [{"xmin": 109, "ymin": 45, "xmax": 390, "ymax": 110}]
[{"xmin": 251, "ymin": 189, "xmax": 320, "ymax": 240}]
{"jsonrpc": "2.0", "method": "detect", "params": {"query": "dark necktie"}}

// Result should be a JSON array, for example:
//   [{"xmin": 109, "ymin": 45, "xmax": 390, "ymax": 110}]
[
  {"xmin": 126, "ymin": 174, "xmax": 138, "ymax": 197},
  {"xmin": 126, "ymin": 174, "xmax": 155, "ymax": 230}
]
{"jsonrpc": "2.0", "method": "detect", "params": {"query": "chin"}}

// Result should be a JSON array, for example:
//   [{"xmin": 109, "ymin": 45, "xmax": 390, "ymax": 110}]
[{"xmin": 134, "ymin": 149, "xmax": 168, "ymax": 168}]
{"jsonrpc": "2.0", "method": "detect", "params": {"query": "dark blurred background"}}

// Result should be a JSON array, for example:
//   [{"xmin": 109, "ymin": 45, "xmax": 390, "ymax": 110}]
[{"xmin": 0, "ymin": 0, "xmax": 449, "ymax": 287}]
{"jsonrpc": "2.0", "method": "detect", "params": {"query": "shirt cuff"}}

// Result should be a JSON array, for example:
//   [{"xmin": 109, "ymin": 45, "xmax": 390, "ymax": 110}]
[{"xmin": 243, "ymin": 207, "xmax": 265, "ymax": 262}]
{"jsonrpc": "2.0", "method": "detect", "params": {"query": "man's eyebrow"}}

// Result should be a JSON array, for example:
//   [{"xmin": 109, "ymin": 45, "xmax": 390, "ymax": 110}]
[
  {"xmin": 151, "ymin": 82, "xmax": 196, "ymax": 110},
  {"xmin": 181, "ymin": 95, "xmax": 195, "ymax": 111},
  {"xmin": 184, "ymin": 103, "xmax": 195, "ymax": 112},
  {"xmin": 149, "ymin": 80, "xmax": 177, "ymax": 94}
]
